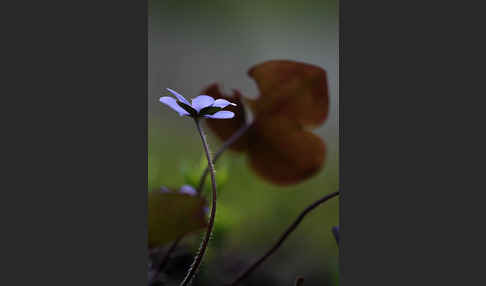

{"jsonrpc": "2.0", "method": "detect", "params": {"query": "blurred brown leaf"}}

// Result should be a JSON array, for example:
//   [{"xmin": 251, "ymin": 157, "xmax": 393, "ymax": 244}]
[
  {"xmin": 247, "ymin": 60, "xmax": 329, "ymax": 127},
  {"xmin": 148, "ymin": 190, "xmax": 207, "ymax": 248},
  {"xmin": 204, "ymin": 60, "xmax": 329, "ymax": 186},
  {"xmin": 248, "ymin": 115, "xmax": 326, "ymax": 185}
]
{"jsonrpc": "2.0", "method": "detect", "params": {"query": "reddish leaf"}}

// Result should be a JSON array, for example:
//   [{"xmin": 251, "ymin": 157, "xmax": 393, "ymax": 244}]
[
  {"xmin": 247, "ymin": 60, "xmax": 329, "ymax": 127},
  {"xmin": 203, "ymin": 83, "xmax": 249, "ymax": 151},
  {"xmin": 203, "ymin": 60, "xmax": 329, "ymax": 186},
  {"xmin": 148, "ymin": 190, "xmax": 207, "ymax": 248},
  {"xmin": 247, "ymin": 115, "xmax": 326, "ymax": 185}
]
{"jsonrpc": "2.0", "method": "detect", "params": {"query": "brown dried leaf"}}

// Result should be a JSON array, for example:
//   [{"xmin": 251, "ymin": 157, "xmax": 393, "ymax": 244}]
[
  {"xmin": 247, "ymin": 60, "xmax": 329, "ymax": 127},
  {"xmin": 202, "ymin": 60, "xmax": 329, "ymax": 185},
  {"xmin": 247, "ymin": 116, "xmax": 326, "ymax": 185}
]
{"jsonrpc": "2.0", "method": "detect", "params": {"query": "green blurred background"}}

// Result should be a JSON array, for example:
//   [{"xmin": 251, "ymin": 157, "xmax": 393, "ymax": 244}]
[{"xmin": 149, "ymin": 1, "xmax": 339, "ymax": 285}]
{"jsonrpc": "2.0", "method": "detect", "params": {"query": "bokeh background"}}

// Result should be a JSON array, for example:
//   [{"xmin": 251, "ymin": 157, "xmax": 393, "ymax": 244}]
[{"xmin": 149, "ymin": 0, "xmax": 339, "ymax": 285}]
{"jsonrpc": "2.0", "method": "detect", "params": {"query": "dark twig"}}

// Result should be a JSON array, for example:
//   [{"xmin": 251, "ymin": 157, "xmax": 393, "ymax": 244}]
[
  {"xmin": 159, "ymin": 237, "xmax": 182, "ymax": 272},
  {"xmin": 148, "ymin": 236, "xmax": 183, "ymax": 286},
  {"xmin": 227, "ymin": 191, "xmax": 340, "ymax": 286},
  {"xmin": 197, "ymin": 123, "xmax": 252, "ymax": 194},
  {"xmin": 295, "ymin": 276, "xmax": 305, "ymax": 286}
]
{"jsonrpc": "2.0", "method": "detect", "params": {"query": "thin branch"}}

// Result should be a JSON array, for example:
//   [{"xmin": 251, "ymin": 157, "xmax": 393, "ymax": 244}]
[
  {"xmin": 227, "ymin": 191, "xmax": 340, "ymax": 286},
  {"xmin": 197, "ymin": 123, "xmax": 252, "ymax": 194},
  {"xmin": 180, "ymin": 119, "xmax": 218, "ymax": 286},
  {"xmin": 159, "ymin": 236, "xmax": 182, "ymax": 270},
  {"xmin": 148, "ymin": 236, "xmax": 183, "ymax": 286}
]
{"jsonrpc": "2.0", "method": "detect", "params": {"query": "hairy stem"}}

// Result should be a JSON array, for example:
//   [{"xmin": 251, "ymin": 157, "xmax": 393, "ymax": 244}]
[
  {"xmin": 227, "ymin": 191, "xmax": 340, "ymax": 286},
  {"xmin": 180, "ymin": 119, "xmax": 218, "ymax": 286},
  {"xmin": 197, "ymin": 123, "xmax": 252, "ymax": 194}
]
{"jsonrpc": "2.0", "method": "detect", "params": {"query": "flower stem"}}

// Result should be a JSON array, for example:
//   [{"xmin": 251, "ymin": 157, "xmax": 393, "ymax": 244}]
[
  {"xmin": 227, "ymin": 190, "xmax": 340, "ymax": 286},
  {"xmin": 180, "ymin": 119, "xmax": 218, "ymax": 286}
]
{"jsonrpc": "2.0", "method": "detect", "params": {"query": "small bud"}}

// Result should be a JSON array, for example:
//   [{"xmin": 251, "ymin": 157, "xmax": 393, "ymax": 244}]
[{"xmin": 179, "ymin": 185, "xmax": 197, "ymax": 196}]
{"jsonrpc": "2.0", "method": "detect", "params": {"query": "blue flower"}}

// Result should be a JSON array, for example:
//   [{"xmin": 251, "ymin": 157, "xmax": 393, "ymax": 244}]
[{"xmin": 160, "ymin": 88, "xmax": 236, "ymax": 119}]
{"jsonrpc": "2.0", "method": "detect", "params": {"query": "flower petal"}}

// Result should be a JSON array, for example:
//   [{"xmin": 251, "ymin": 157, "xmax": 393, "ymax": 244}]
[
  {"xmin": 191, "ymin": 95, "xmax": 215, "ymax": 112},
  {"xmin": 212, "ymin": 99, "xmax": 237, "ymax": 109},
  {"xmin": 204, "ymin": 110, "xmax": 235, "ymax": 119},
  {"xmin": 159, "ymin": 96, "xmax": 190, "ymax": 116},
  {"xmin": 179, "ymin": 185, "xmax": 197, "ymax": 196},
  {"xmin": 166, "ymin": 88, "xmax": 190, "ymax": 105}
]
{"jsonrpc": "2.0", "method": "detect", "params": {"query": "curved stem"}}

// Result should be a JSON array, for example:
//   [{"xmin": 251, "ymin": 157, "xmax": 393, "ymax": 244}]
[
  {"xmin": 197, "ymin": 123, "xmax": 252, "ymax": 194},
  {"xmin": 227, "ymin": 190, "xmax": 340, "ymax": 286},
  {"xmin": 180, "ymin": 119, "xmax": 218, "ymax": 286}
]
